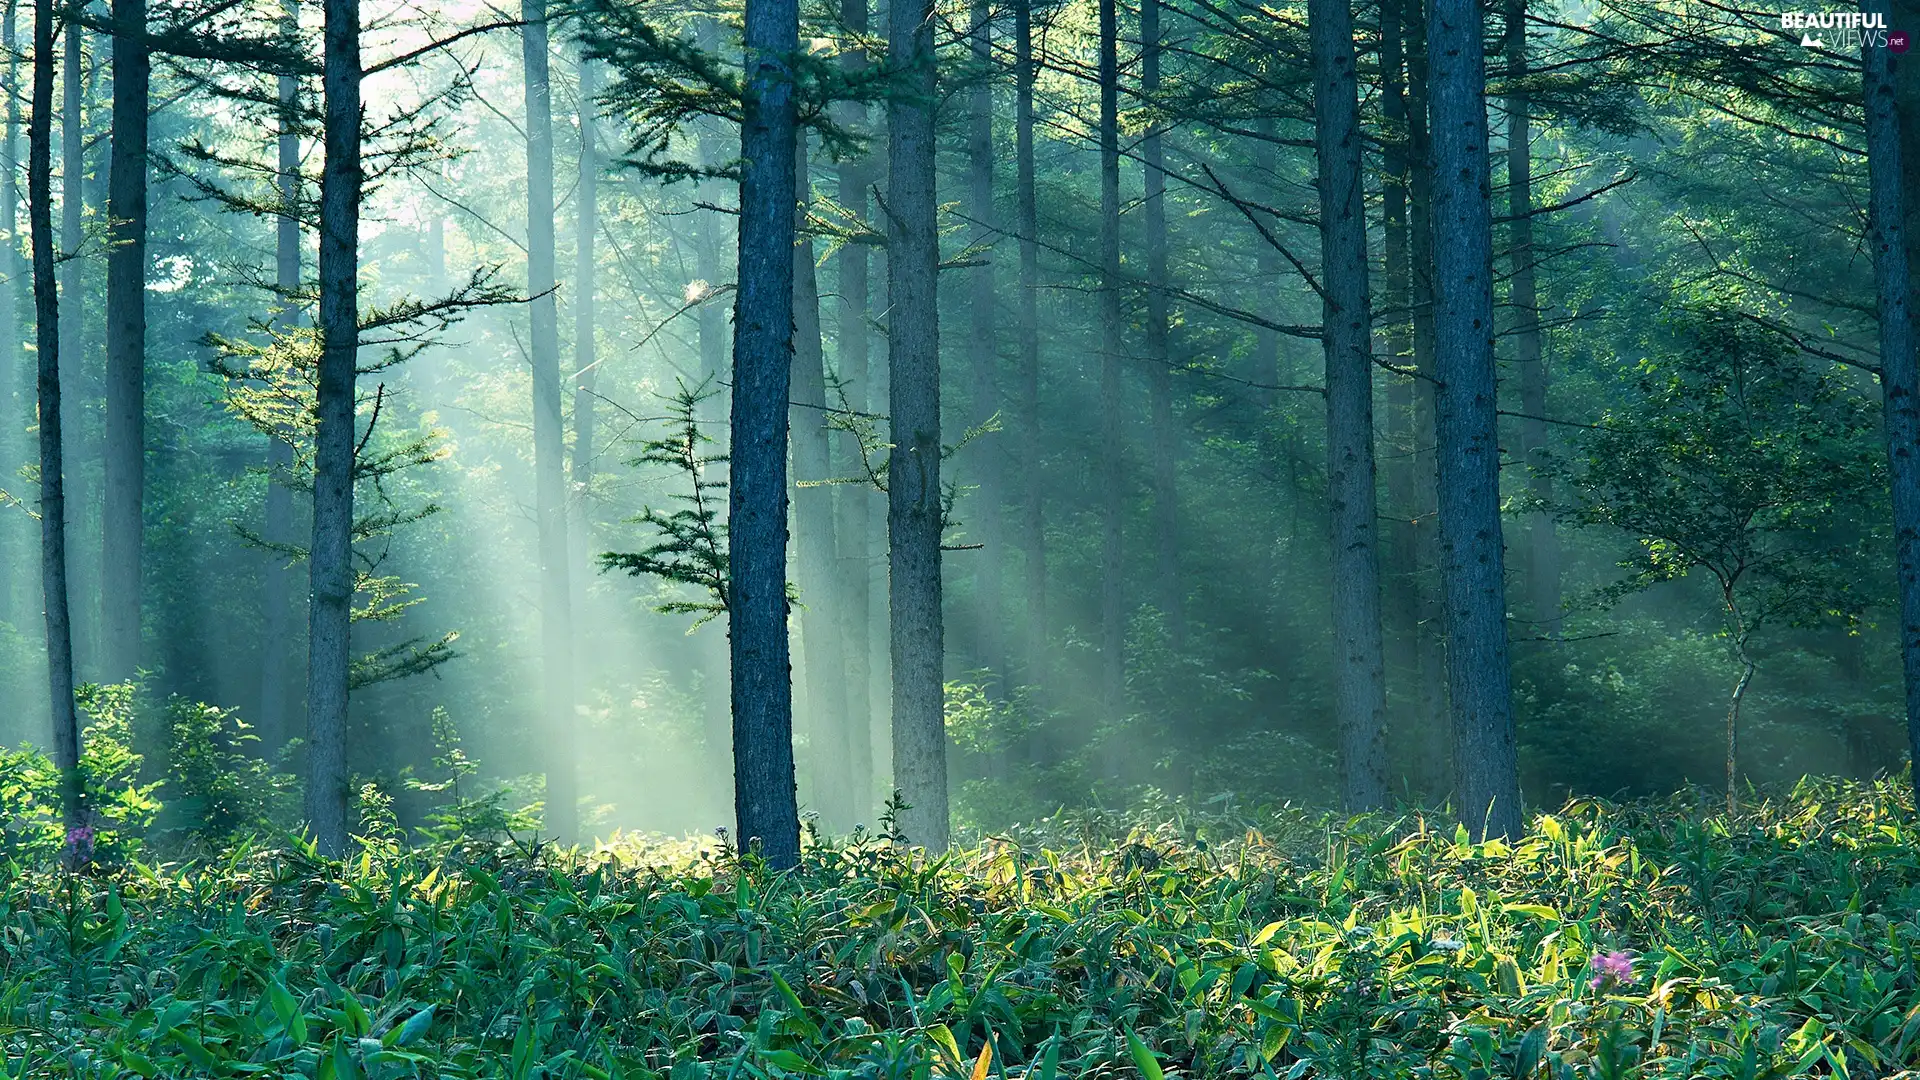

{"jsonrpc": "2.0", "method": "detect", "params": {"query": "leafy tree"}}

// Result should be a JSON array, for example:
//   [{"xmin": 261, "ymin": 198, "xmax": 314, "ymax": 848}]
[{"xmin": 1551, "ymin": 312, "xmax": 1884, "ymax": 810}]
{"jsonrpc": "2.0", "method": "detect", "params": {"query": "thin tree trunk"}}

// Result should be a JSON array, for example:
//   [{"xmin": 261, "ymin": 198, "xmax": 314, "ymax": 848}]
[
  {"xmin": 966, "ymin": 0, "xmax": 1005, "ymax": 687},
  {"xmin": 573, "ymin": 49, "xmax": 598, "ymax": 503},
  {"xmin": 791, "ymin": 133, "xmax": 851, "ymax": 832},
  {"xmin": 731, "ymin": 0, "xmax": 801, "ymax": 868},
  {"xmin": 833, "ymin": 0, "xmax": 874, "ymax": 821},
  {"xmin": 1142, "ymin": 0, "xmax": 1180, "ymax": 646},
  {"xmin": 100, "ymin": 0, "xmax": 145, "ymax": 682},
  {"xmin": 306, "ymin": 0, "xmax": 361, "ymax": 857},
  {"xmin": 1096, "ymin": 0, "xmax": 1124, "ymax": 714},
  {"xmin": 1866, "ymin": 7, "xmax": 1920, "ymax": 810},
  {"xmin": 31, "ymin": 0, "xmax": 78, "ymax": 831},
  {"xmin": 1427, "ymin": 0, "xmax": 1520, "ymax": 840},
  {"xmin": 888, "ymin": 0, "xmax": 948, "ymax": 850},
  {"xmin": 0, "ymin": 0, "xmax": 18, "ymax": 630},
  {"xmin": 1380, "ymin": 0, "xmax": 1421, "ymax": 749},
  {"xmin": 260, "ymin": 0, "xmax": 300, "ymax": 748},
  {"xmin": 59, "ymin": 5, "xmax": 83, "ymax": 677},
  {"xmin": 1014, "ymin": 0, "xmax": 1045, "ymax": 693},
  {"xmin": 1310, "ymin": 0, "xmax": 1388, "ymax": 811},
  {"xmin": 522, "ymin": 0, "xmax": 576, "ymax": 843},
  {"xmin": 1504, "ymin": 0, "xmax": 1555, "ymax": 636}
]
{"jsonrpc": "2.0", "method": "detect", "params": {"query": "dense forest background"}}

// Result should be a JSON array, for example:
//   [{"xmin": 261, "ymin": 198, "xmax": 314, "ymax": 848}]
[{"xmin": 0, "ymin": 0, "xmax": 1904, "ymax": 848}]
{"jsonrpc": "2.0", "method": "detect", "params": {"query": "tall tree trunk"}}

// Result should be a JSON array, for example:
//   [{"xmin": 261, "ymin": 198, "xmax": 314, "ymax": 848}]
[
  {"xmin": 1310, "ymin": 0, "xmax": 1388, "ymax": 811},
  {"xmin": 100, "ymin": 0, "xmax": 145, "ymax": 682},
  {"xmin": 1504, "ymin": 0, "xmax": 1555, "ymax": 636},
  {"xmin": 573, "ymin": 50, "xmax": 598, "ymax": 503},
  {"xmin": 1427, "ymin": 0, "xmax": 1520, "ymax": 840},
  {"xmin": 1406, "ymin": 0, "xmax": 1449, "ymax": 800},
  {"xmin": 1867, "ymin": 0, "xmax": 1920, "ymax": 811},
  {"xmin": 833, "ymin": 0, "xmax": 874, "ymax": 821},
  {"xmin": 260, "ymin": 0, "xmax": 300, "ymax": 748},
  {"xmin": 1380, "ymin": 0, "xmax": 1421, "ymax": 743},
  {"xmin": 888, "ymin": 0, "xmax": 947, "ymax": 851},
  {"xmin": 0, "ymin": 0, "xmax": 18, "ymax": 631},
  {"xmin": 1096, "ymin": 0, "xmax": 1124, "ymax": 714},
  {"xmin": 31, "ymin": 0, "xmax": 78, "ymax": 831},
  {"xmin": 731, "ymin": 0, "xmax": 801, "ymax": 868},
  {"xmin": 1142, "ymin": 0, "xmax": 1180, "ymax": 646},
  {"xmin": 306, "ymin": 0, "xmax": 361, "ymax": 857},
  {"xmin": 791, "ymin": 133, "xmax": 851, "ymax": 832},
  {"xmin": 1014, "ymin": 0, "xmax": 1045, "ymax": 692},
  {"xmin": 522, "ymin": 0, "xmax": 576, "ymax": 843},
  {"xmin": 966, "ymin": 0, "xmax": 1005, "ymax": 687},
  {"xmin": 59, "ymin": 3, "xmax": 83, "ymax": 677}
]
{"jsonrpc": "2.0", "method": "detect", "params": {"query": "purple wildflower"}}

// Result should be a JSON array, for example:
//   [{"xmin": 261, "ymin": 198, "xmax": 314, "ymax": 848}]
[
  {"xmin": 64, "ymin": 824, "xmax": 96, "ymax": 867},
  {"xmin": 1588, "ymin": 950, "xmax": 1634, "ymax": 991}
]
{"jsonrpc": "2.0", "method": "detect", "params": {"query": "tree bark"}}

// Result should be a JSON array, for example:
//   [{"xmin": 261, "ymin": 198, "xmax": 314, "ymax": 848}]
[
  {"xmin": 522, "ymin": 0, "xmax": 576, "ymax": 843},
  {"xmin": 31, "ymin": 0, "xmax": 78, "ymax": 831},
  {"xmin": 1142, "ymin": 0, "xmax": 1181, "ymax": 647},
  {"xmin": 791, "ymin": 133, "xmax": 851, "ymax": 832},
  {"xmin": 1310, "ymin": 0, "xmax": 1388, "ymax": 811},
  {"xmin": 260, "ymin": 0, "xmax": 300, "ymax": 749},
  {"xmin": 59, "ymin": 3, "xmax": 83, "ymax": 677},
  {"xmin": 1380, "ymin": 0, "xmax": 1422, "ymax": 743},
  {"xmin": 1427, "ymin": 0, "xmax": 1520, "ymax": 839},
  {"xmin": 966, "ymin": 0, "xmax": 1005, "ymax": 687},
  {"xmin": 833, "ymin": 0, "xmax": 874, "ymax": 822},
  {"xmin": 1014, "ymin": 0, "xmax": 1045, "ymax": 692},
  {"xmin": 306, "ymin": 0, "xmax": 361, "ymax": 857},
  {"xmin": 1504, "ymin": 0, "xmax": 1556, "ymax": 636},
  {"xmin": 888, "ymin": 0, "xmax": 948, "ymax": 851},
  {"xmin": 0, "ymin": 0, "xmax": 19, "ymax": 630},
  {"xmin": 730, "ymin": 0, "xmax": 801, "ymax": 868},
  {"xmin": 100, "ymin": 0, "xmax": 145, "ymax": 683},
  {"xmin": 1864, "ymin": 0, "xmax": 1920, "ymax": 811},
  {"xmin": 1096, "ymin": 0, "xmax": 1124, "ymax": 714}
]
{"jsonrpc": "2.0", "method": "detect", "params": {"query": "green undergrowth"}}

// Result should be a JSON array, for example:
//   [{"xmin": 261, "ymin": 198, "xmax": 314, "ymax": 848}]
[{"xmin": 6, "ymin": 779, "xmax": 1920, "ymax": 1078}]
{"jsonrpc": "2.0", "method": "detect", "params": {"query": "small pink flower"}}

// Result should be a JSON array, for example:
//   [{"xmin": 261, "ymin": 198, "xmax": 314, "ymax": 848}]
[{"xmin": 1588, "ymin": 950, "xmax": 1634, "ymax": 991}]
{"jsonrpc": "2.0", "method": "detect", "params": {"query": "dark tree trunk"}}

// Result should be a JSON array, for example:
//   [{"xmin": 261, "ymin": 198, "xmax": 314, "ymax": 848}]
[
  {"xmin": 573, "ymin": 50, "xmax": 598, "ymax": 502},
  {"xmin": 59, "ymin": 5, "xmax": 83, "ymax": 677},
  {"xmin": 31, "ymin": 0, "xmax": 78, "ymax": 831},
  {"xmin": 1427, "ymin": 0, "xmax": 1520, "ymax": 839},
  {"xmin": 1310, "ymin": 0, "xmax": 1388, "ymax": 811},
  {"xmin": 1096, "ymin": 0, "xmax": 1124, "ymax": 714},
  {"xmin": 306, "ymin": 0, "xmax": 361, "ymax": 857},
  {"xmin": 833, "ymin": 0, "xmax": 874, "ymax": 821},
  {"xmin": 791, "ymin": 133, "xmax": 852, "ymax": 832},
  {"xmin": 888, "ymin": 0, "xmax": 948, "ymax": 850},
  {"xmin": 1380, "ymin": 0, "xmax": 1422, "ymax": 743},
  {"xmin": 522, "ymin": 0, "xmax": 576, "ymax": 843},
  {"xmin": 0, "ymin": 0, "xmax": 19, "ymax": 630},
  {"xmin": 1867, "ymin": 0, "xmax": 1920, "ymax": 811},
  {"xmin": 100, "ymin": 0, "xmax": 145, "ymax": 682},
  {"xmin": 730, "ymin": 0, "xmax": 801, "ymax": 867},
  {"xmin": 966, "ymin": 0, "xmax": 1005, "ymax": 687},
  {"xmin": 1504, "ymin": 0, "xmax": 1556, "ymax": 636},
  {"xmin": 1142, "ymin": 0, "xmax": 1181, "ymax": 646},
  {"xmin": 1014, "ymin": 0, "xmax": 1045, "ymax": 691},
  {"xmin": 260, "ymin": 0, "xmax": 300, "ymax": 748}
]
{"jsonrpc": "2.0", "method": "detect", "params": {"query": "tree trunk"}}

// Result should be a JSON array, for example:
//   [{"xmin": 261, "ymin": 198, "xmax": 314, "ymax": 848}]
[
  {"xmin": 59, "ymin": 5, "xmax": 84, "ymax": 678},
  {"xmin": 306, "ymin": 0, "xmax": 361, "ymax": 857},
  {"xmin": 730, "ymin": 0, "xmax": 801, "ymax": 868},
  {"xmin": 1014, "ymin": 0, "xmax": 1045, "ymax": 693},
  {"xmin": 833, "ymin": 0, "xmax": 874, "ymax": 821},
  {"xmin": 1504, "ymin": 0, "xmax": 1556, "ymax": 636},
  {"xmin": 1310, "ymin": 0, "xmax": 1388, "ymax": 811},
  {"xmin": 1096, "ymin": 0, "xmax": 1124, "ymax": 715},
  {"xmin": 0, "ymin": 0, "xmax": 19, "ymax": 631},
  {"xmin": 573, "ymin": 49, "xmax": 598, "ymax": 503},
  {"xmin": 260, "ymin": 0, "xmax": 300, "ymax": 749},
  {"xmin": 791, "ymin": 133, "xmax": 852, "ymax": 833},
  {"xmin": 1427, "ymin": 0, "xmax": 1520, "ymax": 840},
  {"xmin": 100, "ymin": 0, "xmax": 145, "ymax": 683},
  {"xmin": 1863, "ymin": 5, "xmax": 1920, "ymax": 810},
  {"xmin": 1142, "ymin": 0, "xmax": 1180, "ymax": 647},
  {"xmin": 30, "ymin": 0, "xmax": 78, "ymax": 831},
  {"xmin": 1380, "ymin": 0, "xmax": 1422, "ymax": 751},
  {"xmin": 966, "ymin": 0, "xmax": 1005, "ymax": 687},
  {"xmin": 522, "ymin": 0, "xmax": 576, "ymax": 843},
  {"xmin": 888, "ymin": 0, "xmax": 948, "ymax": 851}
]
